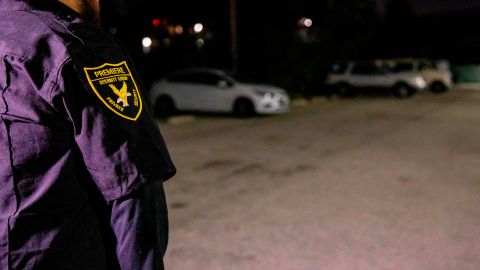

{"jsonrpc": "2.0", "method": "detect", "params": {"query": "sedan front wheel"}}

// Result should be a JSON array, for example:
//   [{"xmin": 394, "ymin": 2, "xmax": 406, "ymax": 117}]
[
  {"xmin": 154, "ymin": 96, "xmax": 176, "ymax": 118},
  {"xmin": 233, "ymin": 99, "xmax": 255, "ymax": 118}
]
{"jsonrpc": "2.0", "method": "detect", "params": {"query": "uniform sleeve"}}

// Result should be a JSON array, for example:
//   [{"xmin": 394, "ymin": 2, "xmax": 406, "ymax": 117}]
[
  {"xmin": 110, "ymin": 181, "xmax": 168, "ymax": 270},
  {"xmin": 49, "ymin": 59, "xmax": 176, "ymax": 202}
]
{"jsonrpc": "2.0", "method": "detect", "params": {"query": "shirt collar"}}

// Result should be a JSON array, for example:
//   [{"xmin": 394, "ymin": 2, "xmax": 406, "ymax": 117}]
[
  {"xmin": 0, "ymin": 0, "xmax": 77, "ymax": 13},
  {"xmin": 0, "ymin": 0, "xmax": 33, "ymax": 11},
  {"xmin": 0, "ymin": 0, "xmax": 82, "ymax": 21}
]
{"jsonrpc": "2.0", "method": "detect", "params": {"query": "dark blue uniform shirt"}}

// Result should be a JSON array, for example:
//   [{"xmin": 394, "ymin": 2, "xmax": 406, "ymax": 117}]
[{"xmin": 0, "ymin": 0, "xmax": 176, "ymax": 269}]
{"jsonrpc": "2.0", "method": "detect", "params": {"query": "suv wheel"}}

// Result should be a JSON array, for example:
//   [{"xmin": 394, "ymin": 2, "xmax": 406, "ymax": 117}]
[
  {"xmin": 430, "ymin": 81, "xmax": 447, "ymax": 94},
  {"xmin": 393, "ymin": 84, "xmax": 414, "ymax": 99}
]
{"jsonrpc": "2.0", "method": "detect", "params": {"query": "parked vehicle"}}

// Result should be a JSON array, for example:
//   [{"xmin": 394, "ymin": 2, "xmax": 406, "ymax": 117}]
[
  {"xmin": 150, "ymin": 69, "xmax": 290, "ymax": 117},
  {"xmin": 327, "ymin": 60, "xmax": 428, "ymax": 98},
  {"xmin": 389, "ymin": 59, "xmax": 453, "ymax": 93}
]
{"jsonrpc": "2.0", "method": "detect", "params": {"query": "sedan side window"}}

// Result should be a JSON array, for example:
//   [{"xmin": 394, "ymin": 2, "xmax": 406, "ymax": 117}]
[
  {"xmin": 167, "ymin": 73, "xmax": 198, "ymax": 83},
  {"xmin": 168, "ymin": 72, "xmax": 222, "ymax": 86},
  {"xmin": 194, "ymin": 73, "xmax": 224, "ymax": 86}
]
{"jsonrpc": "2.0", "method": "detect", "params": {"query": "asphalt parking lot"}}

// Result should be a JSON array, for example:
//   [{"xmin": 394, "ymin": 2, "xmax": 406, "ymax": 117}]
[{"xmin": 159, "ymin": 88, "xmax": 480, "ymax": 270}]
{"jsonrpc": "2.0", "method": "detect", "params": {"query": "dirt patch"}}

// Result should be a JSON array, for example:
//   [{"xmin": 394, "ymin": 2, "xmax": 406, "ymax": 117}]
[
  {"xmin": 171, "ymin": 202, "xmax": 188, "ymax": 209},
  {"xmin": 262, "ymin": 135, "xmax": 286, "ymax": 144},
  {"xmin": 196, "ymin": 159, "xmax": 239, "ymax": 172},
  {"xmin": 398, "ymin": 176, "xmax": 414, "ymax": 184},
  {"xmin": 222, "ymin": 164, "xmax": 267, "ymax": 179},
  {"xmin": 365, "ymin": 112, "xmax": 424, "ymax": 122},
  {"xmin": 277, "ymin": 164, "xmax": 315, "ymax": 177}
]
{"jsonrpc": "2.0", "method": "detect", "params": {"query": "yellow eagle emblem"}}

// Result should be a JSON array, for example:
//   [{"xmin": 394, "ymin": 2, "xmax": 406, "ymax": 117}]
[
  {"xmin": 84, "ymin": 61, "xmax": 142, "ymax": 121},
  {"xmin": 108, "ymin": 82, "xmax": 132, "ymax": 107}
]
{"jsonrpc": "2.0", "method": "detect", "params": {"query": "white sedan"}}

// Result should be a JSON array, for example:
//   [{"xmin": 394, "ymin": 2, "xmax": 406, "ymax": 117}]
[{"xmin": 149, "ymin": 69, "xmax": 290, "ymax": 117}]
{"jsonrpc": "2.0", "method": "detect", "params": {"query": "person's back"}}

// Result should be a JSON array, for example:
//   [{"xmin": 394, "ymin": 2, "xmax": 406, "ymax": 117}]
[{"xmin": 0, "ymin": 1, "xmax": 175, "ymax": 269}]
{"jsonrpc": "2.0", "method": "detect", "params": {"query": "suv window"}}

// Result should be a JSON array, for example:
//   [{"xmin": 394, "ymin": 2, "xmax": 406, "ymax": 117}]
[
  {"xmin": 418, "ymin": 61, "xmax": 434, "ymax": 70},
  {"xmin": 351, "ymin": 63, "xmax": 384, "ymax": 75},
  {"xmin": 168, "ymin": 72, "xmax": 224, "ymax": 85},
  {"xmin": 393, "ymin": 62, "xmax": 414, "ymax": 72}
]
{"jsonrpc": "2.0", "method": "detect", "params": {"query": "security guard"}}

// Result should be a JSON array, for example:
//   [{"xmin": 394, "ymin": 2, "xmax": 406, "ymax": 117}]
[{"xmin": 0, "ymin": 0, "xmax": 176, "ymax": 269}]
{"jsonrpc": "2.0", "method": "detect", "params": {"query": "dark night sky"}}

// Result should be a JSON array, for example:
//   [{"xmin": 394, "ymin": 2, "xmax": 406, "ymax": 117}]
[
  {"xmin": 143, "ymin": 0, "xmax": 480, "ymax": 17},
  {"xmin": 378, "ymin": 0, "xmax": 480, "ymax": 15},
  {"xmin": 411, "ymin": 0, "xmax": 480, "ymax": 13},
  {"xmin": 106, "ymin": 0, "xmax": 480, "ymax": 87},
  {"xmin": 107, "ymin": 0, "xmax": 480, "ymax": 32}
]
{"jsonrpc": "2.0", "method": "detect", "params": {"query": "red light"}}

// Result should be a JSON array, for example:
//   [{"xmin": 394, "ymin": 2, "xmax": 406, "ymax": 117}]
[{"xmin": 152, "ymin": 18, "xmax": 161, "ymax": 27}]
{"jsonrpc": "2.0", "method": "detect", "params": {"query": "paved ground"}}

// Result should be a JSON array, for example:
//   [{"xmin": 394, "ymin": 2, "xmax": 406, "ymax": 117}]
[{"xmin": 159, "ymin": 88, "xmax": 480, "ymax": 270}]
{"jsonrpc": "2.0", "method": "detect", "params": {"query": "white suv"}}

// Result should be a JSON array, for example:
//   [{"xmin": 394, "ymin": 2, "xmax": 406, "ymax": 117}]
[
  {"xmin": 327, "ymin": 60, "xmax": 428, "ymax": 98},
  {"xmin": 389, "ymin": 59, "xmax": 453, "ymax": 93}
]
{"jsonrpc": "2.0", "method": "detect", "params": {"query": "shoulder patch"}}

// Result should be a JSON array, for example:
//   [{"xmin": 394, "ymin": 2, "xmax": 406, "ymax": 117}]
[{"xmin": 84, "ymin": 61, "xmax": 143, "ymax": 121}]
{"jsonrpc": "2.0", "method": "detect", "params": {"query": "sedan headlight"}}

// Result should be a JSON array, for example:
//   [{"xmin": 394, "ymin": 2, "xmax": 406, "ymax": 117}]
[{"xmin": 254, "ymin": 89, "xmax": 276, "ymax": 99}]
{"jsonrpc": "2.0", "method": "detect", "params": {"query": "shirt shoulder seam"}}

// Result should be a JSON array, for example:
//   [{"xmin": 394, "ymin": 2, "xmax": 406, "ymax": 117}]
[{"xmin": 47, "ymin": 57, "xmax": 74, "ymax": 102}]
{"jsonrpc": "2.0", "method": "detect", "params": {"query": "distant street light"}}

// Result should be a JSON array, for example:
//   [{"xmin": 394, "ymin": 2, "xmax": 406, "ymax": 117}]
[
  {"xmin": 193, "ymin": 23, "xmax": 204, "ymax": 33},
  {"xmin": 175, "ymin": 25, "xmax": 184, "ymax": 35},
  {"xmin": 304, "ymin": 18, "xmax": 313, "ymax": 28},
  {"xmin": 142, "ymin": 37, "xmax": 153, "ymax": 48},
  {"xmin": 152, "ymin": 18, "xmax": 161, "ymax": 28},
  {"xmin": 142, "ymin": 37, "xmax": 153, "ymax": 54},
  {"xmin": 299, "ymin": 17, "xmax": 313, "ymax": 28}
]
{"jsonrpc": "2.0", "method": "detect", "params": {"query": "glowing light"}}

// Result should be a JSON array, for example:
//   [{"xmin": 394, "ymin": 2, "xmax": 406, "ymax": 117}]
[
  {"xmin": 196, "ymin": 38, "xmax": 205, "ymax": 48},
  {"xmin": 193, "ymin": 23, "xmax": 204, "ymax": 33},
  {"xmin": 152, "ymin": 18, "xmax": 161, "ymax": 27},
  {"xmin": 163, "ymin": 38, "xmax": 172, "ymax": 46},
  {"xmin": 304, "ymin": 18, "xmax": 313, "ymax": 27},
  {"xmin": 167, "ymin": 25, "xmax": 175, "ymax": 35},
  {"xmin": 175, "ymin": 25, "xmax": 184, "ymax": 35},
  {"xmin": 299, "ymin": 17, "xmax": 313, "ymax": 28},
  {"xmin": 142, "ymin": 37, "xmax": 153, "ymax": 48},
  {"xmin": 415, "ymin": 76, "xmax": 427, "ymax": 88}
]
